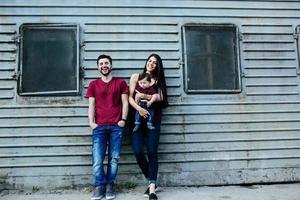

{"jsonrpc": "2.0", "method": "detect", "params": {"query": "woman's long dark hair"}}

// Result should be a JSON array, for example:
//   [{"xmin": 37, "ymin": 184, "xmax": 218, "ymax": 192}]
[{"xmin": 143, "ymin": 54, "xmax": 168, "ymax": 108}]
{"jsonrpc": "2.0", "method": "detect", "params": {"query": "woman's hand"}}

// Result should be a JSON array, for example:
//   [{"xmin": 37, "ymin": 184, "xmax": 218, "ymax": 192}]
[
  {"xmin": 138, "ymin": 106, "xmax": 149, "ymax": 119},
  {"xmin": 147, "ymin": 101, "xmax": 152, "ymax": 108},
  {"xmin": 135, "ymin": 90, "xmax": 144, "ymax": 103},
  {"xmin": 147, "ymin": 94, "xmax": 158, "ymax": 107}
]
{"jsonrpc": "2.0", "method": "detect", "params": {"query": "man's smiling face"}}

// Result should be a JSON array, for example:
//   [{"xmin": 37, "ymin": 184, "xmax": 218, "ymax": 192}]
[{"xmin": 97, "ymin": 58, "xmax": 112, "ymax": 76}]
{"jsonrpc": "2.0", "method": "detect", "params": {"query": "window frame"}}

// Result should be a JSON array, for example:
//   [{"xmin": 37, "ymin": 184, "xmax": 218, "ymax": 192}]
[
  {"xmin": 182, "ymin": 23, "xmax": 242, "ymax": 94},
  {"xmin": 297, "ymin": 26, "xmax": 300, "ymax": 73},
  {"xmin": 18, "ymin": 23, "xmax": 80, "ymax": 96}
]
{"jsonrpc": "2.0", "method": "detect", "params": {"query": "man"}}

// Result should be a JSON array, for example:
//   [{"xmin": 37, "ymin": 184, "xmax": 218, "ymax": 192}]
[{"xmin": 85, "ymin": 54, "xmax": 129, "ymax": 200}]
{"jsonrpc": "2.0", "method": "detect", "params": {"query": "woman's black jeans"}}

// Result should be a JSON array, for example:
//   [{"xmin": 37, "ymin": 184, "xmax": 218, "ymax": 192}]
[{"xmin": 131, "ymin": 122, "xmax": 160, "ymax": 184}]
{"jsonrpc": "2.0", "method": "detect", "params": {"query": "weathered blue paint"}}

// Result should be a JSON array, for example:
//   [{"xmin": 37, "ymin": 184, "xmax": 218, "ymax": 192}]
[{"xmin": 0, "ymin": 0, "xmax": 300, "ymax": 189}]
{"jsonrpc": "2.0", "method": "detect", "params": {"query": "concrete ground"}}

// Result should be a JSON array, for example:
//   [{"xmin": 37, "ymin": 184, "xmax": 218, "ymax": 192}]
[{"xmin": 1, "ymin": 183, "xmax": 299, "ymax": 200}]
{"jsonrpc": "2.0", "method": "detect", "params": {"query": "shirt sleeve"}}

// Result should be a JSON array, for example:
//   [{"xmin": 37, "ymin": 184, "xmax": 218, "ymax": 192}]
[
  {"xmin": 120, "ymin": 80, "xmax": 129, "ymax": 94},
  {"xmin": 85, "ymin": 81, "xmax": 95, "ymax": 98}
]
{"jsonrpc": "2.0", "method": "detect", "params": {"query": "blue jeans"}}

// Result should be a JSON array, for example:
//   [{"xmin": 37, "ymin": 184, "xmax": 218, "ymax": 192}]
[
  {"xmin": 131, "ymin": 122, "xmax": 160, "ymax": 184},
  {"xmin": 92, "ymin": 125, "xmax": 124, "ymax": 186}
]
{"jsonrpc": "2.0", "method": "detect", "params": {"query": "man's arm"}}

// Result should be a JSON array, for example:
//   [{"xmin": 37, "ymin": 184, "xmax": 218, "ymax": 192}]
[
  {"xmin": 88, "ymin": 97, "xmax": 98, "ymax": 129},
  {"xmin": 118, "ymin": 93, "xmax": 129, "ymax": 127}
]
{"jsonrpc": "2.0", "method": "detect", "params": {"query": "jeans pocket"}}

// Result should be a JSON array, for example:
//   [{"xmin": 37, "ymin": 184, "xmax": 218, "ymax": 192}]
[
  {"xmin": 92, "ymin": 125, "xmax": 99, "ymax": 133},
  {"xmin": 117, "ymin": 124, "xmax": 125, "ymax": 128}
]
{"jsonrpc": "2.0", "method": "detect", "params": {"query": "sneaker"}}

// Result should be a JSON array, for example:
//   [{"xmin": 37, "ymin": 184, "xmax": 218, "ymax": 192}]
[
  {"xmin": 105, "ymin": 184, "xmax": 116, "ymax": 200},
  {"xmin": 143, "ymin": 185, "xmax": 158, "ymax": 197},
  {"xmin": 91, "ymin": 185, "xmax": 105, "ymax": 200},
  {"xmin": 143, "ymin": 187, "xmax": 150, "ymax": 197},
  {"xmin": 149, "ymin": 193, "xmax": 158, "ymax": 200}
]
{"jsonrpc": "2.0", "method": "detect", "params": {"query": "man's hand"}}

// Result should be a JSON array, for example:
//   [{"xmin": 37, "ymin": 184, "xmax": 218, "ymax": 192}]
[
  {"xmin": 117, "ymin": 120, "xmax": 126, "ymax": 127},
  {"xmin": 90, "ymin": 122, "xmax": 98, "ymax": 129}
]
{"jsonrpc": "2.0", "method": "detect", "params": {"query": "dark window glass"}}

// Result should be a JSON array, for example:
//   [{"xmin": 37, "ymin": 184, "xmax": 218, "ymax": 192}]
[
  {"xmin": 19, "ymin": 24, "xmax": 79, "ymax": 95},
  {"xmin": 183, "ymin": 24, "xmax": 241, "ymax": 93}
]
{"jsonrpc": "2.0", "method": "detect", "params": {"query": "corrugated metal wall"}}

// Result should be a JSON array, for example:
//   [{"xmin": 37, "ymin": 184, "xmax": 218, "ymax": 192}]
[{"xmin": 0, "ymin": 0, "xmax": 300, "ymax": 189}]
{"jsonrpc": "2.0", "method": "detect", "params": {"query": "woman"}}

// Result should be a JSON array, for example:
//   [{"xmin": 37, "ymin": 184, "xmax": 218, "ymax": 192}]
[{"xmin": 129, "ymin": 54, "xmax": 168, "ymax": 200}]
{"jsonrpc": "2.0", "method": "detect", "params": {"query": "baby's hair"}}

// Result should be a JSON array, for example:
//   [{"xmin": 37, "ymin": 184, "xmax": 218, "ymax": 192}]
[{"xmin": 138, "ymin": 73, "xmax": 151, "ymax": 82}]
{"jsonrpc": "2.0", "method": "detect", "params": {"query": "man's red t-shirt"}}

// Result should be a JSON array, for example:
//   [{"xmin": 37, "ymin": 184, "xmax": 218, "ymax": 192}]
[{"xmin": 85, "ymin": 78, "xmax": 128, "ymax": 125}]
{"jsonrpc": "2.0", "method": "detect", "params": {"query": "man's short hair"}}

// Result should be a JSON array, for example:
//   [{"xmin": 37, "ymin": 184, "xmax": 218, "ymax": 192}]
[{"xmin": 97, "ymin": 54, "xmax": 112, "ymax": 65}]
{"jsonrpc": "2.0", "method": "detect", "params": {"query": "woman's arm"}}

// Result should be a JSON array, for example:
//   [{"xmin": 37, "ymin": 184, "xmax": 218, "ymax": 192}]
[
  {"xmin": 156, "ymin": 88, "xmax": 164, "ymax": 102},
  {"xmin": 135, "ymin": 91, "xmax": 153, "ymax": 102},
  {"xmin": 129, "ymin": 73, "xmax": 149, "ymax": 118},
  {"xmin": 135, "ymin": 80, "xmax": 164, "ymax": 102},
  {"xmin": 142, "ymin": 87, "xmax": 164, "ymax": 102},
  {"xmin": 147, "ymin": 93, "xmax": 158, "ymax": 107}
]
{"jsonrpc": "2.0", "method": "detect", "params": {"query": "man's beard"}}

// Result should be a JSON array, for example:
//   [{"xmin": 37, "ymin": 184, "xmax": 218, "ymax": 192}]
[{"xmin": 100, "ymin": 68, "xmax": 112, "ymax": 76}]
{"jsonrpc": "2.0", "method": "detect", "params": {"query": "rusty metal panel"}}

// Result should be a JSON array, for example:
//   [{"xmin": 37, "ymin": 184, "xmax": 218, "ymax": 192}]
[{"xmin": 0, "ymin": 23, "xmax": 16, "ymax": 101}]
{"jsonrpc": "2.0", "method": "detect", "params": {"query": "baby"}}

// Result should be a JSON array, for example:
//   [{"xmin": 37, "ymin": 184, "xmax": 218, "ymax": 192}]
[{"xmin": 133, "ymin": 73, "xmax": 157, "ymax": 132}]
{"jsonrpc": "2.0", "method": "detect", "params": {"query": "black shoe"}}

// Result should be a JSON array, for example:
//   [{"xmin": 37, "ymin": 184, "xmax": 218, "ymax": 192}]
[
  {"xmin": 105, "ymin": 184, "xmax": 116, "ymax": 200},
  {"xmin": 143, "ymin": 185, "xmax": 158, "ymax": 197},
  {"xmin": 149, "ymin": 193, "xmax": 158, "ymax": 200},
  {"xmin": 143, "ymin": 187, "xmax": 150, "ymax": 197}
]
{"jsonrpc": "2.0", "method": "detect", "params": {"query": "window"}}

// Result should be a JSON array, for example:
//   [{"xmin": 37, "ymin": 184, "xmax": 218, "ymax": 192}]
[
  {"xmin": 182, "ymin": 24, "xmax": 241, "ymax": 93},
  {"xmin": 19, "ymin": 24, "xmax": 80, "ymax": 96}
]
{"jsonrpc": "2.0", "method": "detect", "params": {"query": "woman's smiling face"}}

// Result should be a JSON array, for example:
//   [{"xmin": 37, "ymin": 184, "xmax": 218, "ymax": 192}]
[{"xmin": 146, "ymin": 56, "xmax": 157, "ymax": 73}]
